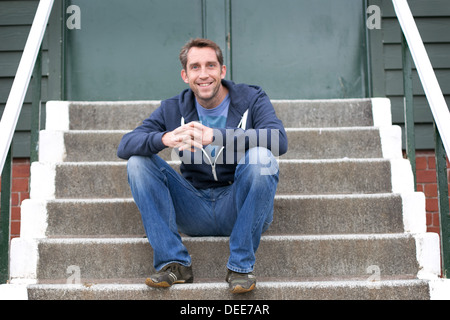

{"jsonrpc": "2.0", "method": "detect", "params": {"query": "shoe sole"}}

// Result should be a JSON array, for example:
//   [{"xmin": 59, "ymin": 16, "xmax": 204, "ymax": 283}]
[
  {"xmin": 145, "ymin": 277, "xmax": 194, "ymax": 288},
  {"xmin": 230, "ymin": 283, "xmax": 256, "ymax": 294},
  {"xmin": 145, "ymin": 277, "xmax": 255, "ymax": 293}
]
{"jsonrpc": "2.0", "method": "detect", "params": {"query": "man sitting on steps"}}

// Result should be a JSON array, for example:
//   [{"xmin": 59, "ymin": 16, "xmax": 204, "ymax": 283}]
[{"xmin": 117, "ymin": 38, "xmax": 288, "ymax": 294}]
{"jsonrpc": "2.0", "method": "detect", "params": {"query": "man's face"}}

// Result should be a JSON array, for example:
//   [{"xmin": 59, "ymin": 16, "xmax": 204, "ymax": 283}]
[{"xmin": 181, "ymin": 47, "xmax": 227, "ymax": 109}]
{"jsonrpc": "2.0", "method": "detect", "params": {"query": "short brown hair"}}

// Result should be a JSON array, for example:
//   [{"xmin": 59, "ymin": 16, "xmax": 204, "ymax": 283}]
[{"xmin": 179, "ymin": 38, "xmax": 224, "ymax": 70}]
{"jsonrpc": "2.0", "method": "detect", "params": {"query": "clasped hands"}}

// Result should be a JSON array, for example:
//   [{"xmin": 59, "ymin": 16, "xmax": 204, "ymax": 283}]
[{"xmin": 162, "ymin": 121, "xmax": 214, "ymax": 152}]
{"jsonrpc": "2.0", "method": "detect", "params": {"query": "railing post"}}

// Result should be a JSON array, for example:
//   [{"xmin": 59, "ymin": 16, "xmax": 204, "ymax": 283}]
[
  {"xmin": 0, "ymin": 147, "xmax": 12, "ymax": 284},
  {"xmin": 435, "ymin": 124, "xmax": 450, "ymax": 278},
  {"xmin": 401, "ymin": 33, "xmax": 416, "ymax": 190},
  {"xmin": 30, "ymin": 47, "xmax": 42, "ymax": 163}
]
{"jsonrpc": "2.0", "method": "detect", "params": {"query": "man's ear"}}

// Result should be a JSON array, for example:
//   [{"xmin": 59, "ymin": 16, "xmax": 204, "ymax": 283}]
[
  {"xmin": 221, "ymin": 65, "xmax": 227, "ymax": 79},
  {"xmin": 181, "ymin": 69, "xmax": 189, "ymax": 84}
]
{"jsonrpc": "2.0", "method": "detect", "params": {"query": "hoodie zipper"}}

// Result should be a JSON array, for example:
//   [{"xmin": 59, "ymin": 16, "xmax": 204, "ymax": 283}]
[
  {"xmin": 201, "ymin": 146, "xmax": 224, "ymax": 181},
  {"xmin": 181, "ymin": 109, "xmax": 247, "ymax": 182}
]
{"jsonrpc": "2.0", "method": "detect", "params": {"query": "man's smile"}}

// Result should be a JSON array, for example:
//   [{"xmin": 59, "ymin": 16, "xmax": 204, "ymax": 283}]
[{"xmin": 198, "ymin": 82, "xmax": 213, "ymax": 87}]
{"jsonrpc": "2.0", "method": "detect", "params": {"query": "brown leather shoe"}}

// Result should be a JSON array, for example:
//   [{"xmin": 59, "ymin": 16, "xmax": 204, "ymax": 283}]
[
  {"xmin": 225, "ymin": 269, "xmax": 256, "ymax": 293},
  {"xmin": 145, "ymin": 263, "xmax": 194, "ymax": 288}
]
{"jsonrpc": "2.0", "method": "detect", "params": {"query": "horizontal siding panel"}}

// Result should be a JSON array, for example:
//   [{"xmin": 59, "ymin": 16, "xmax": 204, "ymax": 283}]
[
  {"xmin": 384, "ymin": 43, "xmax": 450, "ymax": 70},
  {"xmin": 398, "ymin": 123, "xmax": 437, "ymax": 150},
  {"xmin": 11, "ymin": 131, "xmax": 31, "ymax": 158},
  {"xmin": 0, "ymin": 103, "xmax": 45, "ymax": 157},
  {"xmin": 0, "ymin": 1, "xmax": 39, "ymax": 26},
  {"xmin": 0, "ymin": 52, "xmax": 22, "ymax": 76},
  {"xmin": 390, "ymin": 95, "xmax": 450, "ymax": 124},
  {"xmin": 0, "ymin": 51, "xmax": 49, "ymax": 77},
  {"xmin": 0, "ymin": 103, "xmax": 37, "ymax": 131},
  {"xmin": 0, "ymin": 77, "xmax": 48, "ymax": 104},
  {"xmin": 0, "ymin": 25, "xmax": 49, "ymax": 51},
  {"xmin": 383, "ymin": 17, "xmax": 450, "ymax": 44},
  {"xmin": 385, "ymin": 69, "xmax": 450, "ymax": 96},
  {"xmin": 381, "ymin": 0, "xmax": 450, "ymax": 18},
  {"xmin": 0, "ymin": 25, "xmax": 31, "ymax": 51}
]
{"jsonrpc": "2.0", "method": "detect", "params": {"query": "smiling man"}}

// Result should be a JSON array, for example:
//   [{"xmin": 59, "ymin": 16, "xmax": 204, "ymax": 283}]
[
  {"xmin": 117, "ymin": 38, "xmax": 288, "ymax": 294},
  {"xmin": 180, "ymin": 45, "xmax": 228, "ymax": 109}
]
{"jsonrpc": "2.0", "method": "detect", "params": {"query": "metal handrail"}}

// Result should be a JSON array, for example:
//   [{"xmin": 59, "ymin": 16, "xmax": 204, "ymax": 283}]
[
  {"xmin": 0, "ymin": 0, "xmax": 54, "ymax": 283},
  {"xmin": 392, "ymin": 0, "xmax": 450, "ymax": 277},
  {"xmin": 0, "ymin": 0, "xmax": 54, "ymax": 173},
  {"xmin": 392, "ymin": 0, "xmax": 450, "ymax": 156}
]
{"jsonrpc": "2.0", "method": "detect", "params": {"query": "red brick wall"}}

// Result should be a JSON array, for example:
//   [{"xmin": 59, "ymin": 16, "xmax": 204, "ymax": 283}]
[
  {"xmin": 0, "ymin": 158, "xmax": 30, "ymax": 239},
  {"xmin": 415, "ymin": 150, "xmax": 450, "ymax": 236},
  {"xmin": 0, "ymin": 154, "xmax": 449, "ymax": 239}
]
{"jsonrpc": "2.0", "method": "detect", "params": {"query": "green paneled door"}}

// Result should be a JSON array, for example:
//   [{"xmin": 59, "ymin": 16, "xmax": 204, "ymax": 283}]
[
  {"xmin": 64, "ymin": 0, "xmax": 204, "ymax": 100},
  {"xmin": 64, "ymin": 0, "xmax": 369, "ymax": 100},
  {"xmin": 230, "ymin": 0, "xmax": 368, "ymax": 99}
]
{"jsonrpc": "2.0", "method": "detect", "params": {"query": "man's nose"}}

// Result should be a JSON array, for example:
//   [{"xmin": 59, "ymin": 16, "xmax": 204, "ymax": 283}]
[{"xmin": 199, "ymin": 67, "xmax": 209, "ymax": 78}]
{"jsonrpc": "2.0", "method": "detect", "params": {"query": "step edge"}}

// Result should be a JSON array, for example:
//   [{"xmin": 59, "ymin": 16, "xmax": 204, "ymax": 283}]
[
  {"xmin": 34, "ymin": 232, "xmax": 418, "ymax": 244},
  {"xmin": 43, "ymin": 192, "xmax": 404, "ymax": 203},
  {"xmin": 27, "ymin": 278, "xmax": 429, "ymax": 291}
]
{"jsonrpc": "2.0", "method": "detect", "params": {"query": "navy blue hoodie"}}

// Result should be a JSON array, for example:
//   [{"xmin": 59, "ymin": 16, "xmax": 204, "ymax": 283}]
[{"xmin": 117, "ymin": 80, "xmax": 288, "ymax": 189}]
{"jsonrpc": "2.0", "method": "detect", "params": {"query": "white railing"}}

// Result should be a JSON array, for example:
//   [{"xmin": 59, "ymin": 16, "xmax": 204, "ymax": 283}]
[
  {"xmin": 0, "ymin": 0, "xmax": 54, "ymax": 173},
  {"xmin": 392, "ymin": 0, "xmax": 450, "ymax": 157}
]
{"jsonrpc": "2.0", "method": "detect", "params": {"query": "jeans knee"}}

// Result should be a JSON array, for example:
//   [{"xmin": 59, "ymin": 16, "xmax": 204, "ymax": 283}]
[
  {"xmin": 127, "ymin": 154, "xmax": 161, "ymax": 180},
  {"xmin": 127, "ymin": 155, "xmax": 145, "ymax": 176},
  {"xmin": 242, "ymin": 147, "xmax": 279, "ymax": 178}
]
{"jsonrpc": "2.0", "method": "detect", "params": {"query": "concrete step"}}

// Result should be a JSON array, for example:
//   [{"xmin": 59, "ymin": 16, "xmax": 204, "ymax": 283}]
[
  {"xmin": 30, "ymin": 159, "xmax": 414, "ymax": 200},
  {"xmin": 45, "ymin": 98, "xmax": 391, "ymax": 131},
  {"xmin": 272, "ymin": 99, "xmax": 377, "ymax": 128},
  {"xmin": 39, "ymin": 126, "xmax": 403, "ymax": 162},
  {"xmin": 33, "ymin": 234, "xmax": 420, "ymax": 282},
  {"xmin": 26, "ymin": 278, "xmax": 431, "ymax": 300},
  {"xmin": 33, "ymin": 193, "xmax": 416, "ymax": 238}
]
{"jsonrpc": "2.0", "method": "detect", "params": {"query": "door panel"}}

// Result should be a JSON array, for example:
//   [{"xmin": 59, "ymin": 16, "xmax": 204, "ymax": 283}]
[
  {"xmin": 65, "ymin": 0, "xmax": 203, "ymax": 100},
  {"xmin": 231, "ymin": 0, "xmax": 368, "ymax": 99}
]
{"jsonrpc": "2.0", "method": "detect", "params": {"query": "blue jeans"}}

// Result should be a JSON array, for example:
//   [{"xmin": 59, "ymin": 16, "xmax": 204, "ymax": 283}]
[{"xmin": 126, "ymin": 147, "xmax": 279, "ymax": 274}]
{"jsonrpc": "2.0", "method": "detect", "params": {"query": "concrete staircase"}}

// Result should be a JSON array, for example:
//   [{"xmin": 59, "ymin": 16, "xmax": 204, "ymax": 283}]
[{"xmin": 8, "ymin": 98, "xmax": 443, "ymax": 299}]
